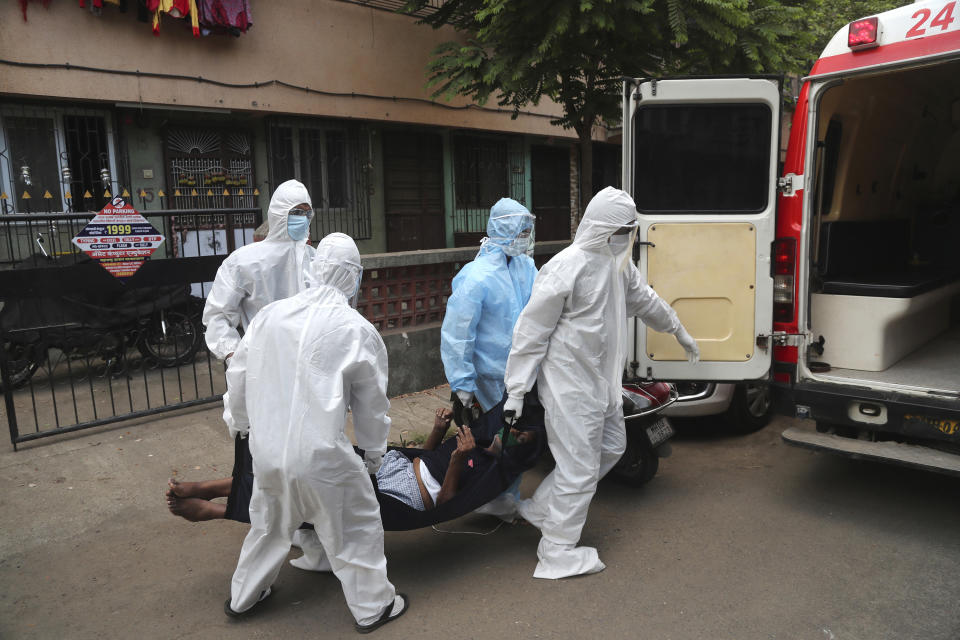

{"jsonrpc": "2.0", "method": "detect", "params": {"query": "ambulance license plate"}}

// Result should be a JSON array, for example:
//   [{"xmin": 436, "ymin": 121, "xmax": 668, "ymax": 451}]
[{"xmin": 646, "ymin": 417, "xmax": 674, "ymax": 447}]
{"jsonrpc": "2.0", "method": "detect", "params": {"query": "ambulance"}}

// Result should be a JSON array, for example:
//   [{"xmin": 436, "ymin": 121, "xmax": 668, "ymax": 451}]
[{"xmin": 622, "ymin": 0, "xmax": 960, "ymax": 474}]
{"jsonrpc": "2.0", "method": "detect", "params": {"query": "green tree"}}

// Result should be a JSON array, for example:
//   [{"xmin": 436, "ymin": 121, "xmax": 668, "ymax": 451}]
[{"xmin": 407, "ymin": 0, "xmax": 813, "ymax": 216}]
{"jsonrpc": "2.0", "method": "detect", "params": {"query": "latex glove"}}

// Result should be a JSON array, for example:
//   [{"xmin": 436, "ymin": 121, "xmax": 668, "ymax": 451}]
[
  {"xmin": 674, "ymin": 326, "xmax": 700, "ymax": 364},
  {"xmin": 503, "ymin": 395, "xmax": 524, "ymax": 426},
  {"xmin": 455, "ymin": 390, "xmax": 474, "ymax": 407},
  {"xmin": 363, "ymin": 451, "xmax": 383, "ymax": 475}
]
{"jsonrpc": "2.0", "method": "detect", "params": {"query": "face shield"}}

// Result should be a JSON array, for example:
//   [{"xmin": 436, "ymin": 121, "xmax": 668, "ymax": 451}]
[
  {"xmin": 484, "ymin": 210, "xmax": 536, "ymax": 257},
  {"xmin": 608, "ymin": 223, "xmax": 638, "ymax": 271},
  {"xmin": 504, "ymin": 223, "xmax": 534, "ymax": 257}
]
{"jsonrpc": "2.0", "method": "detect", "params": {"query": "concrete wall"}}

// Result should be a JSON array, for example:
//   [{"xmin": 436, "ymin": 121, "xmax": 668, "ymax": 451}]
[
  {"xmin": 382, "ymin": 325, "xmax": 444, "ymax": 398},
  {"xmin": 1, "ymin": 0, "xmax": 604, "ymax": 142}
]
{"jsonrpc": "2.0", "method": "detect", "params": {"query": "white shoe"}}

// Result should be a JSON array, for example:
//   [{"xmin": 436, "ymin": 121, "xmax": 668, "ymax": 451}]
[
  {"xmin": 289, "ymin": 529, "xmax": 332, "ymax": 572},
  {"xmin": 516, "ymin": 498, "xmax": 545, "ymax": 529},
  {"xmin": 532, "ymin": 541, "xmax": 606, "ymax": 579}
]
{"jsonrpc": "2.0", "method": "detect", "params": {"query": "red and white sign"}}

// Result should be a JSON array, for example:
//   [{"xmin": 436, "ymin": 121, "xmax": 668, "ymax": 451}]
[{"xmin": 71, "ymin": 197, "xmax": 165, "ymax": 280}]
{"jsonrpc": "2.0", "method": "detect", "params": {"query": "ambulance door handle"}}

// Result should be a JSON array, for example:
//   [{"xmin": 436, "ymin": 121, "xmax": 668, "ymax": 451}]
[{"xmin": 638, "ymin": 241, "xmax": 655, "ymax": 248}]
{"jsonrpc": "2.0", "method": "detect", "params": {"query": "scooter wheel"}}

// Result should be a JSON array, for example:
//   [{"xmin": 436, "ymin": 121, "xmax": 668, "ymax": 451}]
[{"xmin": 611, "ymin": 431, "xmax": 659, "ymax": 487}]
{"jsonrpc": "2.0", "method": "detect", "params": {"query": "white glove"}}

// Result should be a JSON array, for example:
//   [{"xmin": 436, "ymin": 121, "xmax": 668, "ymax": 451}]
[
  {"xmin": 674, "ymin": 326, "xmax": 700, "ymax": 364},
  {"xmin": 503, "ymin": 395, "xmax": 524, "ymax": 425},
  {"xmin": 363, "ymin": 451, "xmax": 383, "ymax": 475},
  {"xmin": 455, "ymin": 390, "xmax": 474, "ymax": 407}
]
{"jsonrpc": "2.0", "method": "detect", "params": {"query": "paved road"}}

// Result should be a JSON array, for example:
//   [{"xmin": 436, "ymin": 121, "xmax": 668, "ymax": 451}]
[{"xmin": 1, "ymin": 403, "xmax": 958, "ymax": 639}]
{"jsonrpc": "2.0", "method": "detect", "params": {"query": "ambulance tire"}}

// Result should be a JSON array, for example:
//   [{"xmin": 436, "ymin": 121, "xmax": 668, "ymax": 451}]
[{"xmin": 723, "ymin": 381, "xmax": 773, "ymax": 434}]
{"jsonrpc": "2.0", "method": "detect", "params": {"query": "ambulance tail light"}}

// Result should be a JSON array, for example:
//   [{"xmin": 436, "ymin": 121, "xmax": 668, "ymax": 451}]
[
  {"xmin": 848, "ymin": 17, "xmax": 879, "ymax": 50},
  {"xmin": 773, "ymin": 238, "xmax": 796, "ymax": 323}
]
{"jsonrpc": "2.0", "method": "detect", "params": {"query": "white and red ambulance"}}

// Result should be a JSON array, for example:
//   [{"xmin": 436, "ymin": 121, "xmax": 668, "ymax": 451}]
[{"xmin": 623, "ymin": 0, "xmax": 960, "ymax": 474}]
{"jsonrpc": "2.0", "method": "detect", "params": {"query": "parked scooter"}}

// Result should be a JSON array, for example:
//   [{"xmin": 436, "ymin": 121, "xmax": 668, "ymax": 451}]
[
  {"xmin": 612, "ymin": 382, "xmax": 679, "ymax": 486},
  {"xmin": 452, "ymin": 381, "xmax": 680, "ymax": 487},
  {"xmin": 0, "ymin": 253, "xmax": 203, "ymax": 391}
]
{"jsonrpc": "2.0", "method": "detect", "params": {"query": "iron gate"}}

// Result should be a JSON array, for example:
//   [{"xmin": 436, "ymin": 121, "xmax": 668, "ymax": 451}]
[{"xmin": 0, "ymin": 207, "xmax": 261, "ymax": 448}]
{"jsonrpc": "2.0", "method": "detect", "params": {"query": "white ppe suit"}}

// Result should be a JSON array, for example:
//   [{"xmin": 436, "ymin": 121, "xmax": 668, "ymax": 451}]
[
  {"xmin": 225, "ymin": 233, "xmax": 397, "ymax": 624},
  {"xmin": 202, "ymin": 179, "xmax": 315, "ymax": 363},
  {"xmin": 504, "ymin": 187, "xmax": 698, "ymax": 579},
  {"xmin": 441, "ymin": 198, "xmax": 537, "ymax": 412}
]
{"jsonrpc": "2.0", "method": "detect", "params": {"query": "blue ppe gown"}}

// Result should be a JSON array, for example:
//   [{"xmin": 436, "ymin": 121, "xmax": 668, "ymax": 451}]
[{"xmin": 441, "ymin": 198, "xmax": 538, "ymax": 412}]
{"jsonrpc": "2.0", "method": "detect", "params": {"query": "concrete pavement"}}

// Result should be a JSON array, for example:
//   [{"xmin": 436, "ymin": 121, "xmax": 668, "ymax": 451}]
[{"xmin": 2, "ymin": 392, "xmax": 959, "ymax": 639}]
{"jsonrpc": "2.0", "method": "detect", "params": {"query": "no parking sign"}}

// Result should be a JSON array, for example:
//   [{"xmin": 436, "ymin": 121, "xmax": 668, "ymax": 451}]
[{"xmin": 71, "ymin": 197, "xmax": 165, "ymax": 280}]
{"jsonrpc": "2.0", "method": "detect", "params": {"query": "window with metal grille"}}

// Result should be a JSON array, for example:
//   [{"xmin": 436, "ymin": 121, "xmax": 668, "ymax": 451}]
[
  {"xmin": 0, "ymin": 105, "xmax": 119, "ymax": 215},
  {"xmin": 452, "ymin": 134, "xmax": 524, "ymax": 237},
  {"xmin": 165, "ymin": 128, "xmax": 257, "ymax": 213},
  {"xmin": 335, "ymin": 0, "xmax": 445, "ymax": 19},
  {"xmin": 267, "ymin": 120, "xmax": 372, "ymax": 240}
]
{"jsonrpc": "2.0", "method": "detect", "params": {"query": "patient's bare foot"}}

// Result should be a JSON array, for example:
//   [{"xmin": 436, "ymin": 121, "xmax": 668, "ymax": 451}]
[
  {"xmin": 167, "ymin": 495, "xmax": 227, "ymax": 522},
  {"xmin": 167, "ymin": 477, "xmax": 232, "ymax": 500}
]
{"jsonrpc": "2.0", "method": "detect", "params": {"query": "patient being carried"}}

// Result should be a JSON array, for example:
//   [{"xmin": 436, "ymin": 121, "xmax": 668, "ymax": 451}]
[
  {"xmin": 167, "ymin": 406, "xmax": 537, "ymax": 521},
  {"xmin": 378, "ymin": 408, "xmax": 537, "ymax": 511}
]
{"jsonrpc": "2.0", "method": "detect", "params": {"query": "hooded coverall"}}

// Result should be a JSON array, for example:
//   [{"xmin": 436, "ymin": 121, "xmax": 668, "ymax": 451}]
[
  {"xmin": 504, "ymin": 187, "xmax": 698, "ymax": 579},
  {"xmin": 225, "ymin": 233, "xmax": 398, "ymax": 625}
]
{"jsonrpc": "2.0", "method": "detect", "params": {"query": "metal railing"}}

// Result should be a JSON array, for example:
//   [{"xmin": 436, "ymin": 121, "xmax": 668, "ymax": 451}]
[{"xmin": 1, "ymin": 207, "xmax": 261, "ymax": 448}]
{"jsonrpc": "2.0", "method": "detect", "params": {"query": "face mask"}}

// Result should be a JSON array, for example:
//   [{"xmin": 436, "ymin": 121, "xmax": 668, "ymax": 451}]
[
  {"xmin": 608, "ymin": 235, "xmax": 632, "ymax": 253},
  {"xmin": 503, "ymin": 236, "xmax": 531, "ymax": 257},
  {"xmin": 287, "ymin": 215, "xmax": 311, "ymax": 242}
]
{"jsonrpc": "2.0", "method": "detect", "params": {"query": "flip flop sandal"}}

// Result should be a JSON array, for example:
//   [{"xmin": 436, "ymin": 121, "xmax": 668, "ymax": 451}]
[
  {"xmin": 355, "ymin": 593, "xmax": 409, "ymax": 634},
  {"xmin": 224, "ymin": 586, "xmax": 273, "ymax": 619}
]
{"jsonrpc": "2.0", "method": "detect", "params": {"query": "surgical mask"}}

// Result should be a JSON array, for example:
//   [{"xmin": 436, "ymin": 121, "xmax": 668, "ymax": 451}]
[
  {"xmin": 287, "ymin": 215, "xmax": 311, "ymax": 242},
  {"xmin": 504, "ymin": 234, "xmax": 532, "ymax": 257},
  {"xmin": 608, "ymin": 235, "xmax": 632, "ymax": 253},
  {"xmin": 609, "ymin": 227, "xmax": 637, "ymax": 272}
]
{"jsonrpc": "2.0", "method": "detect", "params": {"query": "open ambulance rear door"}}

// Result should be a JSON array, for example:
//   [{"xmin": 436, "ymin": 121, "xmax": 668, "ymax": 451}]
[{"xmin": 623, "ymin": 77, "xmax": 782, "ymax": 382}]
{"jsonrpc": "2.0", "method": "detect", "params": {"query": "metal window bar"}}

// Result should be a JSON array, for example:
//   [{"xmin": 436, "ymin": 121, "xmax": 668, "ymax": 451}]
[
  {"xmin": 267, "ymin": 119, "xmax": 372, "ymax": 240},
  {"xmin": 452, "ymin": 135, "xmax": 514, "ymax": 234},
  {"xmin": 0, "ymin": 104, "xmax": 122, "ymax": 216},
  {"xmin": 335, "ymin": 0, "xmax": 445, "ymax": 18}
]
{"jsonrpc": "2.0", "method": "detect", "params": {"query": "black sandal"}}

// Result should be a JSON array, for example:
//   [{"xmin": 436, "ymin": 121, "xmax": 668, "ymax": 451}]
[
  {"xmin": 224, "ymin": 586, "xmax": 273, "ymax": 619},
  {"xmin": 355, "ymin": 593, "xmax": 409, "ymax": 634}
]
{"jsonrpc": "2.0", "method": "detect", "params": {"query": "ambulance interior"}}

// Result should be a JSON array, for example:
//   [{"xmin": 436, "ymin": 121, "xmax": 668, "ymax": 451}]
[{"xmin": 807, "ymin": 59, "xmax": 960, "ymax": 397}]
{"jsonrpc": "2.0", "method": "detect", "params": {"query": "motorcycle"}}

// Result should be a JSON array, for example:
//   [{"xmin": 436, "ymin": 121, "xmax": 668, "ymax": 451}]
[{"xmin": 0, "ymin": 253, "xmax": 203, "ymax": 392}]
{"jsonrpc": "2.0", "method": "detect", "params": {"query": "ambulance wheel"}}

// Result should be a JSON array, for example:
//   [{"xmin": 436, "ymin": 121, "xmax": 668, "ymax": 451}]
[
  {"xmin": 723, "ymin": 381, "xmax": 772, "ymax": 434},
  {"xmin": 611, "ymin": 433, "xmax": 659, "ymax": 487}
]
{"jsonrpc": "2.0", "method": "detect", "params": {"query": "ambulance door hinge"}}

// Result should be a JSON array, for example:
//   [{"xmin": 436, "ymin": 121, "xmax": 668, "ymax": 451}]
[
  {"xmin": 757, "ymin": 331, "xmax": 803, "ymax": 351},
  {"xmin": 776, "ymin": 173, "xmax": 804, "ymax": 197}
]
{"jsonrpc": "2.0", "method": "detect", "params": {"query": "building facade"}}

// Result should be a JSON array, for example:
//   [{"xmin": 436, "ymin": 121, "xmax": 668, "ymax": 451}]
[{"xmin": 1, "ymin": 0, "xmax": 621, "ymax": 258}]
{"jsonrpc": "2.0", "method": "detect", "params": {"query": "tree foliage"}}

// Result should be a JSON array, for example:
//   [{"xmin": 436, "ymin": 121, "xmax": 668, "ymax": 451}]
[{"xmin": 405, "ymin": 0, "xmax": 902, "ymax": 213}]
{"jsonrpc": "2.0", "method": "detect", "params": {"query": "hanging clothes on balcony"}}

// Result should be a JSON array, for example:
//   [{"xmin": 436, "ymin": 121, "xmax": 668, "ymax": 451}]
[
  {"xmin": 197, "ymin": 0, "xmax": 252, "ymax": 36},
  {"xmin": 147, "ymin": 0, "xmax": 200, "ymax": 36}
]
